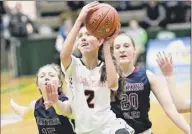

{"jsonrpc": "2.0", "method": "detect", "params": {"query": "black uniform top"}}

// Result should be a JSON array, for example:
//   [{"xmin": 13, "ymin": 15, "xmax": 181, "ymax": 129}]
[
  {"xmin": 111, "ymin": 67, "xmax": 152, "ymax": 133},
  {"xmin": 34, "ymin": 93, "xmax": 75, "ymax": 134}
]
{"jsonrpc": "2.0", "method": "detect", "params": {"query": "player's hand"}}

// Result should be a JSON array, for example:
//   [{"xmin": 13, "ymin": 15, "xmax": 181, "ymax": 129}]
[
  {"xmin": 77, "ymin": 1, "xmax": 100, "ymax": 23},
  {"xmin": 103, "ymin": 23, "xmax": 121, "ymax": 47},
  {"xmin": 156, "ymin": 51, "xmax": 173, "ymax": 76},
  {"xmin": 44, "ymin": 82, "xmax": 58, "ymax": 107}
]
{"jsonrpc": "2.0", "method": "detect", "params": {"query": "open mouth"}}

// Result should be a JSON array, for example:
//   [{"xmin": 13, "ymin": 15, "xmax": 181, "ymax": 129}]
[
  {"xmin": 44, "ymin": 82, "xmax": 48, "ymax": 85},
  {"xmin": 81, "ymin": 43, "xmax": 89, "ymax": 47},
  {"xmin": 120, "ymin": 55, "xmax": 127, "ymax": 58}
]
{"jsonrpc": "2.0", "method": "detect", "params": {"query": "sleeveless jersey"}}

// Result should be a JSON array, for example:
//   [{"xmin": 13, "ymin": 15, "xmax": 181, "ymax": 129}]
[
  {"xmin": 62, "ymin": 56, "xmax": 117, "ymax": 134},
  {"xmin": 111, "ymin": 67, "xmax": 152, "ymax": 133},
  {"xmin": 34, "ymin": 93, "xmax": 75, "ymax": 134}
]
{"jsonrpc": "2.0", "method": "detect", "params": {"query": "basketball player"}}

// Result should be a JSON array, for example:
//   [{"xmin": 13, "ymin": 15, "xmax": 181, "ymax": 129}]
[
  {"xmin": 111, "ymin": 33, "xmax": 190, "ymax": 134},
  {"xmin": 10, "ymin": 64, "xmax": 75, "ymax": 134},
  {"xmin": 156, "ymin": 52, "xmax": 190, "ymax": 113},
  {"xmin": 46, "ymin": 1, "xmax": 135, "ymax": 134}
]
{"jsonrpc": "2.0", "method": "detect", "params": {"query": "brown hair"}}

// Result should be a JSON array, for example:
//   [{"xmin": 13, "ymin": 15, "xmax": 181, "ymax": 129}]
[
  {"xmin": 110, "ymin": 33, "xmax": 137, "ymax": 101},
  {"xmin": 36, "ymin": 64, "xmax": 65, "ymax": 94}
]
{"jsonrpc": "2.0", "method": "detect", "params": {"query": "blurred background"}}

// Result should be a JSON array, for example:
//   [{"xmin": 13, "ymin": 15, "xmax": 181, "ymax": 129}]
[{"xmin": 1, "ymin": 1, "xmax": 191, "ymax": 134}]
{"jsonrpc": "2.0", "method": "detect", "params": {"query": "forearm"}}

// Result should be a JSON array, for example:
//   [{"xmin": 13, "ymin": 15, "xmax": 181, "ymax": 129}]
[
  {"xmin": 60, "ymin": 20, "xmax": 82, "ymax": 60},
  {"xmin": 10, "ymin": 99, "xmax": 28, "ymax": 116},
  {"xmin": 103, "ymin": 45, "xmax": 118, "ymax": 90},
  {"xmin": 53, "ymin": 100, "xmax": 72, "ymax": 117},
  {"xmin": 165, "ymin": 76, "xmax": 190, "ymax": 113},
  {"xmin": 164, "ymin": 106, "xmax": 190, "ymax": 133}
]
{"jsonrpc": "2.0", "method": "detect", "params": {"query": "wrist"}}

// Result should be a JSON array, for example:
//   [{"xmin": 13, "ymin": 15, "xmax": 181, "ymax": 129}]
[
  {"xmin": 165, "ymin": 74, "xmax": 173, "ymax": 79},
  {"xmin": 103, "ymin": 44, "xmax": 111, "ymax": 49},
  {"xmin": 75, "ymin": 18, "xmax": 84, "ymax": 25},
  {"xmin": 52, "ymin": 100, "xmax": 59, "ymax": 107}
]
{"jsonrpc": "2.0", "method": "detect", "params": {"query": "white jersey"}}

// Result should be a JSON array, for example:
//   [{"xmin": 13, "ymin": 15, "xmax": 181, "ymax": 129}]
[{"xmin": 62, "ymin": 56, "xmax": 117, "ymax": 134}]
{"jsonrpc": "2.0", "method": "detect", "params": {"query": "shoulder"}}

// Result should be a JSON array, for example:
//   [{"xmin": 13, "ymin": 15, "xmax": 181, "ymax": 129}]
[
  {"xmin": 146, "ymin": 70, "xmax": 158, "ymax": 84},
  {"xmin": 29, "ymin": 99, "xmax": 38, "ymax": 111}
]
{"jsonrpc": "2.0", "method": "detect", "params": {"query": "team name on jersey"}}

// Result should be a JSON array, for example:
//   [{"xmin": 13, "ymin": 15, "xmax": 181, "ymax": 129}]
[
  {"xmin": 123, "ymin": 111, "xmax": 140, "ymax": 119},
  {"xmin": 36, "ymin": 117, "xmax": 61, "ymax": 126},
  {"xmin": 125, "ymin": 83, "xmax": 144, "ymax": 91},
  {"xmin": 78, "ymin": 76, "xmax": 106, "ymax": 87}
]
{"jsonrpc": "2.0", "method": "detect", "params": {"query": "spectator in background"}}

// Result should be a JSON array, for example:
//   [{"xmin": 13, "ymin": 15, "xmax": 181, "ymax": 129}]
[
  {"xmin": 67, "ymin": 1, "xmax": 85, "ymax": 11},
  {"xmin": 126, "ymin": 20, "xmax": 148, "ymax": 65},
  {"xmin": 141, "ymin": 0, "xmax": 166, "ymax": 28},
  {"xmin": 54, "ymin": 16, "xmax": 73, "ymax": 65},
  {"xmin": 164, "ymin": 1, "xmax": 185, "ymax": 24},
  {"xmin": 8, "ymin": 3, "xmax": 37, "ymax": 38},
  {"xmin": 183, "ymin": 1, "xmax": 191, "ymax": 22}
]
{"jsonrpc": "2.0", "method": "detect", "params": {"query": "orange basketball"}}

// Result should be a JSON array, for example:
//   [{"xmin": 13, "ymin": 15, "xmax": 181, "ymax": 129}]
[{"xmin": 85, "ymin": 3, "xmax": 120, "ymax": 39}]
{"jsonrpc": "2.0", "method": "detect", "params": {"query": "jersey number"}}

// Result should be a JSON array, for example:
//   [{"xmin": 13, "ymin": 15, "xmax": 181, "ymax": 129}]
[
  {"xmin": 84, "ymin": 90, "xmax": 95, "ymax": 108},
  {"xmin": 120, "ymin": 93, "xmax": 139, "ymax": 110},
  {"xmin": 42, "ymin": 128, "xmax": 57, "ymax": 134}
]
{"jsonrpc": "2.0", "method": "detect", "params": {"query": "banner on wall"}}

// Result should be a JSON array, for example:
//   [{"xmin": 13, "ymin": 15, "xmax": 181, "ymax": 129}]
[{"xmin": 146, "ymin": 37, "xmax": 191, "ymax": 83}]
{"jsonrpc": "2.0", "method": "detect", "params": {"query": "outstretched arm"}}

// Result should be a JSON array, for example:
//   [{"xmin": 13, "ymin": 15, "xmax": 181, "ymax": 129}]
[
  {"xmin": 156, "ymin": 52, "xmax": 190, "ymax": 113},
  {"xmin": 60, "ymin": 1, "xmax": 100, "ymax": 70},
  {"xmin": 10, "ymin": 99, "xmax": 36, "ymax": 119},
  {"xmin": 103, "ymin": 25, "xmax": 120, "ymax": 90},
  {"xmin": 147, "ymin": 70, "xmax": 190, "ymax": 134}
]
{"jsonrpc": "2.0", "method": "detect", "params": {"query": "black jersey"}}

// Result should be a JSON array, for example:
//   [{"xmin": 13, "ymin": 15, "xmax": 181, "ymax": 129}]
[
  {"xmin": 34, "ymin": 93, "xmax": 75, "ymax": 134},
  {"xmin": 111, "ymin": 67, "xmax": 152, "ymax": 133}
]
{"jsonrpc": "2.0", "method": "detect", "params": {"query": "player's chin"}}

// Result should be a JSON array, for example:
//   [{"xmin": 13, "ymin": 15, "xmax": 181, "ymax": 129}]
[{"xmin": 119, "ymin": 59, "xmax": 130, "ymax": 64}]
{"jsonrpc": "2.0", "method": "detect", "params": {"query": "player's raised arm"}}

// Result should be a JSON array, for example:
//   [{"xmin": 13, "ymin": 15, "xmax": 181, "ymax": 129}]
[
  {"xmin": 103, "ymin": 25, "xmax": 120, "ymax": 90},
  {"xmin": 10, "ymin": 99, "xmax": 36, "ymax": 119},
  {"xmin": 60, "ymin": 1, "xmax": 100, "ymax": 69},
  {"xmin": 156, "ymin": 51, "xmax": 190, "ymax": 113},
  {"xmin": 147, "ymin": 70, "xmax": 190, "ymax": 134}
]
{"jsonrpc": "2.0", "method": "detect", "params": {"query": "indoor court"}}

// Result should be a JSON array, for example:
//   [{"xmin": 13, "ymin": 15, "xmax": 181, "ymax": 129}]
[
  {"xmin": 1, "ymin": 1, "xmax": 191, "ymax": 134},
  {"xmin": 1, "ymin": 72, "xmax": 190, "ymax": 134}
]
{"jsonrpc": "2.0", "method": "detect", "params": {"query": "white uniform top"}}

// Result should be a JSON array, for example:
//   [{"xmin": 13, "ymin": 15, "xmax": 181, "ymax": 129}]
[{"xmin": 62, "ymin": 56, "xmax": 117, "ymax": 134}]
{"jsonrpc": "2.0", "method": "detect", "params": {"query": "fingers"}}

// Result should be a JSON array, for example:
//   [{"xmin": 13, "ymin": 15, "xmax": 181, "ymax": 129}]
[
  {"xmin": 156, "ymin": 52, "xmax": 164, "ymax": 65},
  {"xmin": 157, "ymin": 51, "xmax": 173, "ymax": 65},
  {"xmin": 163, "ymin": 51, "xmax": 169, "ymax": 62},
  {"xmin": 87, "ymin": 1, "xmax": 99, "ymax": 7},
  {"xmin": 87, "ymin": 2, "xmax": 100, "ymax": 13}
]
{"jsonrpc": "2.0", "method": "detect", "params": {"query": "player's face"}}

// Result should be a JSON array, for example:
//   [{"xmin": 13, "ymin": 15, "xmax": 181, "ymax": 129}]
[
  {"xmin": 113, "ymin": 35, "xmax": 136, "ymax": 65},
  {"xmin": 37, "ymin": 66, "xmax": 61, "ymax": 93},
  {"xmin": 77, "ymin": 27, "xmax": 102, "ymax": 54}
]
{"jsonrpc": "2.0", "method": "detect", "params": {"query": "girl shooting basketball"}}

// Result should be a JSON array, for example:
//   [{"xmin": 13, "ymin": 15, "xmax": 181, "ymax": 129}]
[
  {"xmin": 46, "ymin": 1, "xmax": 134, "ymax": 134},
  {"xmin": 111, "ymin": 33, "xmax": 190, "ymax": 134},
  {"xmin": 10, "ymin": 64, "xmax": 75, "ymax": 134}
]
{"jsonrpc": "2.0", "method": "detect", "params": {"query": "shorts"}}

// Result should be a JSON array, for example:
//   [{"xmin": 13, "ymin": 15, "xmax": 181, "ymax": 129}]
[
  {"xmin": 99, "ymin": 118, "xmax": 135, "ymax": 134},
  {"xmin": 78, "ymin": 118, "xmax": 135, "ymax": 134},
  {"xmin": 138, "ymin": 129, "xmax": 151, "ymax": 134}
]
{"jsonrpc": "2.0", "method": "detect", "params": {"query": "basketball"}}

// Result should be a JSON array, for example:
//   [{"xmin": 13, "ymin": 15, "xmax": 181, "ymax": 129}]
[{"xmin": 85, "ymin": 3, "xmax": 120, "ymax": 39}]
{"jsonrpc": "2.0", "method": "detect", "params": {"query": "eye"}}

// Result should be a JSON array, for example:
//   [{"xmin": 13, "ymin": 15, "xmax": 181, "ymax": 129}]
[
  {"xmin": 78, "ymin": 33, "xmax": 83, "ymax": 38},
  {"xmin": 124, "ymin": 43, "xmax": 130, "ymax": 47},
  {"xmin": 50, "ymin": 74, "xmax": 55, "ymax": 77},
  {"xmin": 87, "ymin": 33, "xmax": 91, "ymax": 36},
  {"xmin": 39, "ymin": 75, "xmax": 44, "ymax": 78},
  {"xmin": 115, "ymin": 45, "xmax": 120, "ymax": 49}
]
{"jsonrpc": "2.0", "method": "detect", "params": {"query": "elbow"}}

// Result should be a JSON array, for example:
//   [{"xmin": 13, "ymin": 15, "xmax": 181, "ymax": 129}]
[
  {"xmin": 60, "ymin": 52, "xmax": 69, "ymax": 61},
  {"xmin": 177, "ymin": 106, "xmax": 190, "ymax": 113},
  {"xmin": 175, "ymin": 101, "xmax": 190, "ymax": 113},
  {"xmin": 177, "ymin": 109, "xmax": 190, "ymax": 113}
]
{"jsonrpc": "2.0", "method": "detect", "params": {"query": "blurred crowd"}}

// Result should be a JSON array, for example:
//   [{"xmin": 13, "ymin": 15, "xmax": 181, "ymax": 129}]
[{"xmin": 0, "ymin": 1, "xmax": 191, "ymax": 73}]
